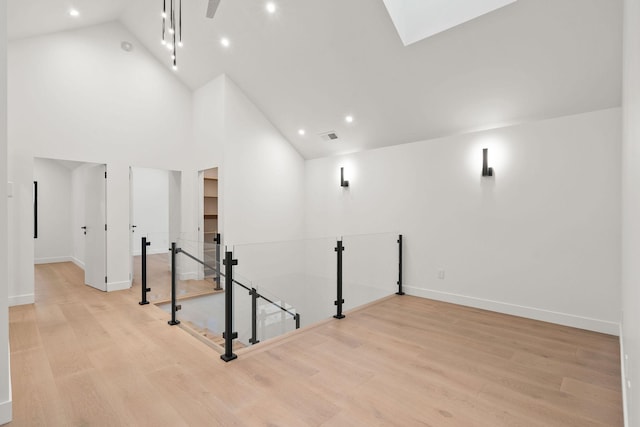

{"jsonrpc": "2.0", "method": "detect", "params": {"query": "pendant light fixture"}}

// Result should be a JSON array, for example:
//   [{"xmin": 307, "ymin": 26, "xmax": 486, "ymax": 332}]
[{"xmin": 161, "ymin": 0, "xmax": 182, "ymax": 70}]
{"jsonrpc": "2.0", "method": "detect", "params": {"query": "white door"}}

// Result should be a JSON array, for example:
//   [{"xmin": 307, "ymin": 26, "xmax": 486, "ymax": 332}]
[
  {"xmin": 129, "ymin": 167, "xmax": 135, "ymax": 285},
  {"xmin": 84, "ymin": 164, "xmax": 107, "ymax": 291}
]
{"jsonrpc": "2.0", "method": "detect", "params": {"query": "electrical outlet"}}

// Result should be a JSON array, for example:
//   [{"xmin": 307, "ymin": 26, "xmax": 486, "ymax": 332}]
[{"xmin": 438, "ymin": 269, "xmax": 445, "ymax": 280}]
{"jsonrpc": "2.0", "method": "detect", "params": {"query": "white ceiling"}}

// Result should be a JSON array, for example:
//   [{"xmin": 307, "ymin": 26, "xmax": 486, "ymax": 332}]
[
  {"xmin": 8, "ymin": 0, "xmax": 623, "ymax": 159},
  {"xmin": 8, "ymin": 0, "xmax": 130, "ymax": 40}
]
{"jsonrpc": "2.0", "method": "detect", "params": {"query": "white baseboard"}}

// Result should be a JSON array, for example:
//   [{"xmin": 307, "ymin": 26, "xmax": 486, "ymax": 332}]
[
  {"xmin": 8, "ymin": 294, "xmax": 34, "ymax": 307},
  {"xmin": 404, "ymin": 286, "xmax": 620, "ymax": 335},
  {"xmin": 106, "ymin": 280, "xmax": 131, "ymax": 292},
  {"xmin": 620, "ymin": 324, "xmax": 629, "ymax": 427},
  {"xmin": 0, "ymin": 347, "xmax": 12, "ymax": 424},
  {"xmin": 71, "ymin": 257, "xmax": 85, "ymax": 270},
  {"xmin": 0, "ymin": 397, "xmax": 11, "ymax": 424},
  {"xmin": 34, "ymin": 256, "xmax": 72, "ymax": 265}
]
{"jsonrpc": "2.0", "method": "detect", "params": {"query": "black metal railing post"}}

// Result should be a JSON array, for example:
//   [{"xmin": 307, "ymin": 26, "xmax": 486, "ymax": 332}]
[
  {"xmin": 249, "ymin": 288, "xmax": 260, "ymax": 345},
  {"xmin": 396, "ymin": 234, "xmax": 405, "ymax": 296},
  {"xmin": 334, "ymin": 240, "xmax": 345, "ymax": 319},
  {"xmin": 221, "ymin": 251, "xmax": 238, "ymax": 362},
  {"xmin": 168, "ymin": 242, "xmax": 181, "ymax": 326},
  {"xmin": 139, "ymin": 236, "xmax": 152, "ymax": 305},
  {"xmin": 214, "ymin": 233, "xmax": 222, "ymax": 291}
]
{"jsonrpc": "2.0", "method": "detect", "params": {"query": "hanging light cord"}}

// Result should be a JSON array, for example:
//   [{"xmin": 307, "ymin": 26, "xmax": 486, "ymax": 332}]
[{"xmin": 161, "ymin": 0, "xmax": 182, "ymax": 70}]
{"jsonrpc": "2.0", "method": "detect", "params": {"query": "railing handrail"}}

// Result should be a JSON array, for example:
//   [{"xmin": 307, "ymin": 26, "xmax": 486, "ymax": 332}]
[
  {"xmin": 176, "ymin": 247, "xmax": 298, "ymax": 320},
  {"xmin": 254, "ymin": 289, "xmax": 297, "ymax": 319}
]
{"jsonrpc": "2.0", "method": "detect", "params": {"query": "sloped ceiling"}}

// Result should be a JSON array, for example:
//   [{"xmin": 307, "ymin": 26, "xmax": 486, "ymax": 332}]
[{"xmin": 8, "ymin": 0, "xmax": 623, "ymax": 159}]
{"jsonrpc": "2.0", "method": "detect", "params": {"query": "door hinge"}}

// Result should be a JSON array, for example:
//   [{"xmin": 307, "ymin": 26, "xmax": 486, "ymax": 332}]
[
  {"xmin": 105, "ymin": 224, "xmax": 107, "ymax": 231},
  {"xmin": 105, "ymin": 276, "xmax": 107, "ymax": 283},
  {"xmin": 105, "ymin": 171, "xmax": 107, "ymax": 179}
]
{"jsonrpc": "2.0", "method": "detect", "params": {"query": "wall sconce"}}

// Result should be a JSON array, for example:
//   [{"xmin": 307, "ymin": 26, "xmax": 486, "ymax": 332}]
[
  {"xmin": 340, "ymin": 167, "xmax": 349, "ymax": 187},
  {"xmin": 482, "ymin": 148, "xmax": 494, "ymax": 177}
]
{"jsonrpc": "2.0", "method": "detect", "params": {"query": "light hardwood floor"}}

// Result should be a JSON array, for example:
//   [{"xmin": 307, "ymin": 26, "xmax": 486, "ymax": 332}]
[{"xmin": 10, "ymin": 262, "xmax": 622, "ymax": 426}]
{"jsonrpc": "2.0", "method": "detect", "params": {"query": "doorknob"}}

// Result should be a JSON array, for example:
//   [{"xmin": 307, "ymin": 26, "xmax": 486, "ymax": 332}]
[{"xmin": 81, "ymin": 226, "xmax": 87, "ymax": 235}]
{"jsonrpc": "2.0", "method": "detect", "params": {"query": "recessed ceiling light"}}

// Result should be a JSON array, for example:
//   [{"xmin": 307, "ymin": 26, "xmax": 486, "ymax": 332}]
[
  {"xmin": 220, "ymin": 37, "xmax": 230, "ymax": 48},
  {"xmin": 298, "ymin": 129, "xmax": 306, "ymax": 136},
  {"xmin": 161, "ymin": 39, "xmax": 167, "ymax": 45},
  {"xmin": 172, "ymin": 64, "xmax": 178, "ymax": 71},
  {"xmin": 178, "ymin": 41, "xmax": 184, "ymax": 48},
  {"xmin": 345, "ymin": 115, "xmax": 354, "ymax": 123},
  {"xmin": 266, "ymin": 2, "xmax": 277, "ymax": 14},
  {"xmin": 121, "ymin": 41, "xmax": 134, "ymax": 52},
  {"xmin": 69, "ymin": 9, "xmax": 80, "ymax": 17}
]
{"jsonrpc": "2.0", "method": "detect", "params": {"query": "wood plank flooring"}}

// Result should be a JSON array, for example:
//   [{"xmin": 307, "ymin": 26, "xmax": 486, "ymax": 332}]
[{"xmin": 9, "ymin": 261, "xmax": 623, "ymax": 426}]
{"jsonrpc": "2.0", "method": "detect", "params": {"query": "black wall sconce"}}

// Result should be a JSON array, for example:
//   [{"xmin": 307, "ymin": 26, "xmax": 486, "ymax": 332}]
[
  {"xmin": 482, "ymin": 148, "xmax": 494, "ymax": 177},
  {"xmin": 340, "ymin": 167, "xmax": 349, "ymax": 187}
]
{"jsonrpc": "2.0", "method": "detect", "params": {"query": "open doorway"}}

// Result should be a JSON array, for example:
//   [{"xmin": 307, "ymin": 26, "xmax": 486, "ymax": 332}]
[
  {"xmin": 129, "ymin": 167, "xmax": 181, "ymax": 287},
  {"xmin": 199, "ymin": 167, "xmax": 219, "ymax": 283},
  {"xmin": 33, "ymin": 158, "xmax": 107, "ymax": 291}
]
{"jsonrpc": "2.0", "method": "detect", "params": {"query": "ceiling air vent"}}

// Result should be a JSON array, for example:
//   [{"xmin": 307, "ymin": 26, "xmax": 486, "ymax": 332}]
[{"xmin": 319, "ymin": 131, "xmax": 339, "ymax": 142}]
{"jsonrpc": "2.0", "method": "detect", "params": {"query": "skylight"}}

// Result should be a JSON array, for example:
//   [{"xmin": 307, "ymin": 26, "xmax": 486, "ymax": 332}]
[{"xmin": 382, "ymin": 0, "xmax": 517, "ymax": 46}]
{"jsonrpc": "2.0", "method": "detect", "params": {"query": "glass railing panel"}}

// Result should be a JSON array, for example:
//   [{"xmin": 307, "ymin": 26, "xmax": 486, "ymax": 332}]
[
  {"xmin": 342, "ymin": 232, "xmax": 399, "ymax": 311},
  {"xmin": 156, "ymin": 287, "xmax": 226, "ymax": 347},
  {"xmin": 301, "ymin": 237, "xmax": 339, "ymax": 325},
  {"xmin": 147, "ymin": 231, "xmax": 401, "ymax": 356},
  {"xmin": 254, "ymin": 286, "xmax": 298, "ymax": 343},
  {"xmin": 176, "ymin": 233, "xmax": 221, "ymax": 294},
  {"xmin": 232, "ymin": 270, "xmax": 255, "ymax": 348},
  {"xmin": 233, "ymin": 236, "xmax": 336, "ymax": 336}
]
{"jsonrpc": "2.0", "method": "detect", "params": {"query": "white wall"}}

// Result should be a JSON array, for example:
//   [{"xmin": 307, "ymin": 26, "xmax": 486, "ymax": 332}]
[
  {"xmin": 222, "ymin": 77, "xmax": 306, "ymax": 247},
  {"xmin": 305, "ymin": 108, "xmax": 622, "ymax": 335},
  {"xmin": 191, "ymin": 75, "xmax": 306, "ymax": 248},
  {"xmin": 0, "ymin": 1, "xmax": 12, "ymax": 422},
  {"xmin": 33, "ymin": 159, "xmax": 72, "ymax": 264},
  {"xmin": 192, "ymin": 76, "xmax": 225, "ymax": 241},
  {"xmin": 193, "ymin": 76, "xmax": 224, "ymax": 170},
  {"xmin": 622, "ymin": 0, "xmax": 640, "ymax": 424},
  {"xmin": 132, "ymin": 168, "xmax": 169, "ymax": 255},
  {"xmin": 8, "ymin": 21, "xmax": 194, "ymax": 300}
]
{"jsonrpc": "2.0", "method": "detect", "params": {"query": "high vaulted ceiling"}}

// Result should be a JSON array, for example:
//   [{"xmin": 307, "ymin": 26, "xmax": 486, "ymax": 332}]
[{"xmin": 8, "ymin": 0, "xmax": 623, "ymax": 159}]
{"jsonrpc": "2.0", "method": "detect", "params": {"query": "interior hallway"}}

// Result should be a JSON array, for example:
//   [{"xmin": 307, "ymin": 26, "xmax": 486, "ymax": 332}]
[{"xmin": 9, "ymin": 262, "xmax": 623, "ymax": 426}]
